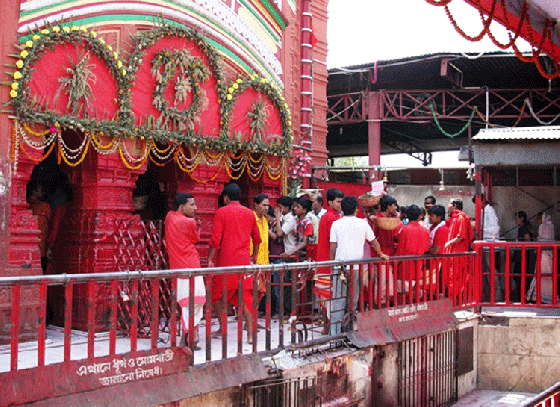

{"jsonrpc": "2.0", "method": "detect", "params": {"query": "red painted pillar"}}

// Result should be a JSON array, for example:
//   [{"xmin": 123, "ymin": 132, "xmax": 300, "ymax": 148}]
[
  {"xmin": 0, "ymin": 0, "xmax": 23, "ymax": 271},
  {"xmin": 49, "ymin": 148, "xmax": 146, "ymax": 330},
  {"xmin": 366, "ymin": 92, "xmax": 382, "ymax": 178},
  {"xmin": 0, "ymin": 0, "xmax": 39, "ymax": 344},
  {"xmin": 300, "ymin": 0, "xmax": 313, "ymax": 152}
]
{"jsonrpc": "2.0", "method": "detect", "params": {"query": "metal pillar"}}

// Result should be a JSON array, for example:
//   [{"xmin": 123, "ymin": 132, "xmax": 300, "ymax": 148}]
[{"xmin": 366, "ymin": 92, "xmax": 381, "ymax": 180}]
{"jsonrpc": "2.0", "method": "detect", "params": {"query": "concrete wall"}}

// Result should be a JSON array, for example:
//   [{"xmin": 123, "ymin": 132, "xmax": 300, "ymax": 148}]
[
  {"xmin": 172, "ymin": 388, "xmax": 239, "ymax": 407},
  {"xmin": 477, "ymin": 316, "xmax": 560, "ymax": 393},
  {"xmin": 387, "ymin": 185, "xmax": 476, "ymax": 218},
  {"xmin": 491, "ymin": 186, "xmax": 560, "ymax": 240},
  {"xmin": 457, "ymin": 318, "xmax": 479, "ymax": 399}
]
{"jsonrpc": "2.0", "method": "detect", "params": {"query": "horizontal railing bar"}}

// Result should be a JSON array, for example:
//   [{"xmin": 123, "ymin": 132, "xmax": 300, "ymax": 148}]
[
  {"xmin": 0, "ymin": 253, "xmax": 475, "ymax": 286},
  {"xmin": 520, "ymin": 380, "xmax": 560, "ymax": 407}
]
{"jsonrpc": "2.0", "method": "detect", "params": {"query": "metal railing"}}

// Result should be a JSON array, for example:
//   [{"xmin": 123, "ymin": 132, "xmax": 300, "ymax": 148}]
[
  {"xmin": 0, "ymin": 252, "xmax": 476, "ymax": 374},
  {"xmin": 521, "ymin": 380, "xmax": 560, "ymax": 407},
  {"xmin": 473, "ymin": 241, "xmax": 560, "ymax": 307}
]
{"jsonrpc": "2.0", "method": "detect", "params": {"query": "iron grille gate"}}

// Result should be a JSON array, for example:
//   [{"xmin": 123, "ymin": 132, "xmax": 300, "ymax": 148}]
[
  {"xmin": 113, "ymin": 219, "xmax": 173, "ymax": 336},
  {"xmin": 398, "ymin": 330, "xmax": 457, "ymax": 407},
  {"xmin": 246, "ymin": 376, "xmax": 321, "ymax": 407}
]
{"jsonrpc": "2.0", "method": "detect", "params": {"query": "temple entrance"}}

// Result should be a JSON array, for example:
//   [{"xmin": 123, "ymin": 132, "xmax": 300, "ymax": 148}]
[
  {"xmin": 133, "ymin": 163, "xmax": 169, "ymax": 221},
  {"xmin": 26, "ymin": 150, "xmax": 73, "ymax": 275},
  {"xmin": 26, "ymin": 142, "xmax": 74, "ymax": 325}
]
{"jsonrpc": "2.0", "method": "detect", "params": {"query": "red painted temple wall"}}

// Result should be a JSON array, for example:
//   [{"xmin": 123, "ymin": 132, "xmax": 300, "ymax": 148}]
[{"xmin": 0, "ymin": 0, "xmax": 330, "ymax": 336}]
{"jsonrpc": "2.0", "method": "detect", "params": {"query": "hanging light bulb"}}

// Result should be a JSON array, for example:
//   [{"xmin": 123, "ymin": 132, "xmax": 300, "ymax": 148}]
[
  {"xmin": 439, "ymin": 168, "xmax": 446, "ymax": 191},
  {"xmin": 466, "ymin": 164, "xmax": 475, "ymax": 181}
]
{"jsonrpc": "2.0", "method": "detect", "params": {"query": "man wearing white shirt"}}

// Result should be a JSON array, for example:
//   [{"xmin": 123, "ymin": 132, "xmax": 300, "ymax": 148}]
[
  {"xmin": 311, "ymin": 193, "xmax": 327, "ymax": 220},
  {"xmin": 475, "ymin": 194, "xmax": 504, "ymax": 302},
  {"xmin": 273, "ymin": 196, "xmax": 298, "ymax": 315},
  {"xmin": 329, "ymin": 196, "xmax": 388, "ymax": 334},
  {"xmin": 483, "ymin": 201, "xmax": 500, "ymax": 241}
]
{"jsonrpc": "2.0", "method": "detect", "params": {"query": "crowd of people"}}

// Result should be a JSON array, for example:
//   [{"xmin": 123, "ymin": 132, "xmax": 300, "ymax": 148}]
[
  {"xmin": 164, "ymin": 182, "xmax": 481, "ymax": 348},
  {"xmin": 27, "ymin": 169, "xmax": 556, "ymax": 346}
]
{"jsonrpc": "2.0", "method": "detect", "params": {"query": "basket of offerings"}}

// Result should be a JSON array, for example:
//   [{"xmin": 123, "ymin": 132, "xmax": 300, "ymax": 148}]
[
  {"xmin": 358, "ymin": 193, "xmax": 381, "ymax": 207},
  {"xmin": 376, "ymin": 217, "xmax": 400, "ymax": 231}
]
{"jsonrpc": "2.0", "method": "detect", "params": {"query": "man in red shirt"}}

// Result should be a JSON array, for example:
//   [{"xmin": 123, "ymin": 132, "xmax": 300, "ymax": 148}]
[
  {"xmin": 165, "ymin": 192, "xmax": 205, "ymax": 349},
  {"xmin": 444, "ymin": 198, "xmax": 473, "ymax": 302},
  {"xmin": 395, "ymin": 205, "xmax": 430, "ymax": 300},
  {"xmin": 207, "ymin": 183, "xmax": 261, "ymax": 343},
  {"xmin": 375, "ymin": 195, "xmax": 403, "ymax": 256},
  {"xmin": 373, "ymin": 195, "xmax": 403, "ymax": 305},
  {"xmin": 313, "ymin": 188, "xmax": 343, "ymax": 333},
  {"xmin": 427, "ymin": 204, "xmax": 450, "ymax": 297}
]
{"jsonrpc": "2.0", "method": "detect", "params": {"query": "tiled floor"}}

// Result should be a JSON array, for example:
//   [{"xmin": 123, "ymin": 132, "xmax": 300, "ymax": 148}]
[
  {"xmin": 481, "ymin": 306, "xmax": 560, "ymax": 318},
  {"xmin": 453, "ymin": 390, "xmax": 536, "ymax": 406},
  {"xmin": 0, "ymin": 316, "xmax": 320, "ymax": 372}
]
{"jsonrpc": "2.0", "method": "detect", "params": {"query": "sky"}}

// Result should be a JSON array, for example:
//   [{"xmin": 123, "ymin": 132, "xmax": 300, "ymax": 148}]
[
  {"xmin": 326, "ymin": 0, "xmax": 530, "ymax": 68},
  {"xmin": 326, "ymin": 0, "xmax": 531, "ymax": 168}
]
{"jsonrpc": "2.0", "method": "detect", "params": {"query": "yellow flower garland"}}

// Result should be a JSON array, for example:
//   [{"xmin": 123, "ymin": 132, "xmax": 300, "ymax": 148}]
[
  {"xmin": 118, "ymin": 144, "xmax": 147, "ymax": 170},
  {"xmin": 60, "ymin": 138, "xmax": 90, "ymax": 167},
  {"xmin": 14, "ymin": 120, "xmax": 288, "ymax": 185}
]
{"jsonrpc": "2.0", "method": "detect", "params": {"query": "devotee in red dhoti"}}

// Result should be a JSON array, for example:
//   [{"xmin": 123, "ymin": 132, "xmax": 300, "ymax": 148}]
[
  {"xmin": 444, "ymin": 198, "xmax": 473, "ymax": 303},
  {"xmin": 207, "ymin": 183, "xmax": 261, "ymax": 343},
  {"xmin": 165, "ymin": 192, "xmax": 205, "ymax": 350},
  {"xmin": 395, "ymin": 205, "xmax": 430, "ymax": 301}
]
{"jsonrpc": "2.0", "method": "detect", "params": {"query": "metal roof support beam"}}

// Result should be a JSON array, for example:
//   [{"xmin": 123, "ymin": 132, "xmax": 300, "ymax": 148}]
[
  {"xmin": 382, "ymin": 138, "xmax": 433, "ymax": 167},
  {"xmin": 365, "ymin": 92, "xmax": 381, "ymax": 175},
  {"xmin": 327, "ymin": 88, "xmax": 560, "ymax": 125}
]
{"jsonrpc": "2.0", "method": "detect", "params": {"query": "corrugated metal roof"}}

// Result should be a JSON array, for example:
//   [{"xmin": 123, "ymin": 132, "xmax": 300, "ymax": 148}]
[{"xmin": 473, "ymin": 126, "xmax": 560, "ymax": 141}]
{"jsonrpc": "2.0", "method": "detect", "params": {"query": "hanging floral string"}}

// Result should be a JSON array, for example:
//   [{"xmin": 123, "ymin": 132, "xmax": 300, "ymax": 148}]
[
  {"xmin": 288, "ymin": 148, "xmax": 311, "ymax": 196},
  {"xmin": 430, "ymin": 104, "xmax": 476, "ymax": 138},
  {"xmin": 12, "ymin": 120, "xmax": 284, "ymax": 182},
  {"xmin": 424, "ymin": 0, "xmax": 560, "ymax": 79},
  {"xmin": 526, "ymin": 98, "xmax": 560, "ymax": 126}
]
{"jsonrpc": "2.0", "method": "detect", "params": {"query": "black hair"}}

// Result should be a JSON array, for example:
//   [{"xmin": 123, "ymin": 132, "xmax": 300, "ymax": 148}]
[
  {"xmin": 267, "ymin": 206, "xmax": 275, "ymax": 217},
  {"xmin": 341, "ymin": 196, "xmax": 359, "ymax": 216},
  {"xmin": 429, "ymin": 204, "xmax": 446, "ymax": 219},
  {"xmin": 406, "ymin": 204, "xmax": 422, "ymax": 222},
  {"xmin": 516, "ymin": 211, "xmax": 528, "ymax": 223},
  {"xmin": 26, "ymin": 179, "xmax": 38, "ymax": 202},
  {"xmin": 472, "ymin": 194, "xmax": 484, "ymax": 205},
  {"xmin": 380, "ymin": 195, "xmax": 397, "ymax": 212},
  {"xmin": 451, "ymin": 198, "xmax": 463, "ymax": 210},
  {"xmin": 277, "ymin": 195, "xmax": 294, "ymax": 208},
  {"xmin": 313, "ymin": 194, "xmax": 324, "ymax": 205},
  {"xmin": 295, "ymin": 197, "xmax": 312, "ymax": 213},
  {"xmin": 222, "ymin": 183, "xmax": 241, "ymax": 201},
  {"xmin": 424, "ymin": 195, "xmax": 436, "ymax": 205},
  {"xmin": 253, "ymin": 193, "xmax": 269, "ymax": 205},
  {"xmin": 173, "ymin": 192, "xmax": 194, "ymax": 210},
  {"xmin": 326, "ymin": 188, "xmax": 344, "ymax": 203}
]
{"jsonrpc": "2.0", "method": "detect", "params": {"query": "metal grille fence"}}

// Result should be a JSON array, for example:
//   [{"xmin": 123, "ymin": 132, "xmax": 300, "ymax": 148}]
[
  {"xmin": 113, "ymin": 219, "xmax": 173, "ymax": 336},
  {"xmin": 247, "ymin": 376, "xmax": 321, "ymax": 407},
  {"xmin": 398, "ymin": 329, "xmax": 457, "ymax": 407}
]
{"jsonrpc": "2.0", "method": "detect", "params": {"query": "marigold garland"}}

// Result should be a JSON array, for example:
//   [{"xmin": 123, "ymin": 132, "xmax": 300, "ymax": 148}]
[
  {"xmin": 90, "ymin": 131, "xmax": 115, "ymax": 149},
  {"xmin": 13, "ymin": 116, "xmax": 288, "ymax": 183},
  {"xmin": 22, "ymin": 122, "xmax": 51, "ymax": 137},
  {"xmin": 425, "ymin": 0, "xmax": 560, "ymax": 79},
  {"xmin": 60, "ymin": 138, "xmax": 90, "ymax": 167},
  {"xmin": 118, "ymin": 144, "xmax": 147, "ymax": 170}
]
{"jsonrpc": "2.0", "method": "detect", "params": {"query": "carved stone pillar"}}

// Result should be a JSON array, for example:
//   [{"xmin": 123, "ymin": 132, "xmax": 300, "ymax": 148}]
[{"xmin": 0, "ymin": 152, "xmax": 43, "ymax": 344}]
